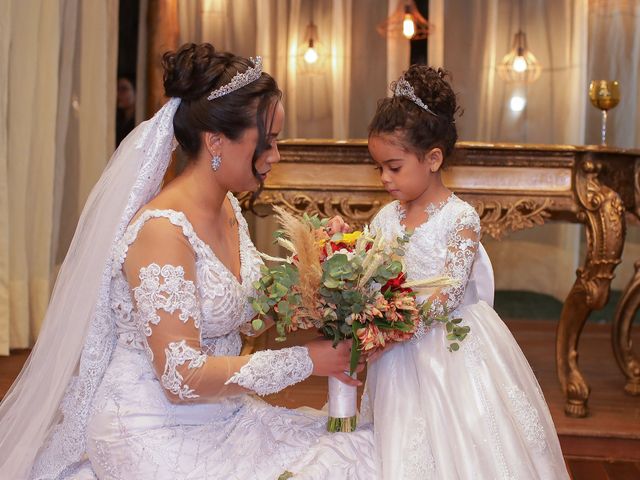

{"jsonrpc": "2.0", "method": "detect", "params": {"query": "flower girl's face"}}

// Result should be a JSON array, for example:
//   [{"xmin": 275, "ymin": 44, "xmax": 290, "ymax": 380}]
[{"xmin": 368, "ymin": 132, "xmax": 440, "ymax": 202}]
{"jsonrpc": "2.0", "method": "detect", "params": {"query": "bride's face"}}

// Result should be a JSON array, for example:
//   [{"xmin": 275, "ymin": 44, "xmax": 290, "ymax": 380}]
[
  {"xmin": 368, "ymin": 132, "xmax": 440, "ymax": 202},
  {"xmin": 218, "ymin": 101, "xmax": 284, "ymax": 192}
]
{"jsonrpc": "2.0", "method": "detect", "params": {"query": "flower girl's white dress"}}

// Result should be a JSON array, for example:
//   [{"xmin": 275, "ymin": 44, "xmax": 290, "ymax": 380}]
[{"xmin": 360, "ymin": 194, "xmax": 569, "ymax": 479}]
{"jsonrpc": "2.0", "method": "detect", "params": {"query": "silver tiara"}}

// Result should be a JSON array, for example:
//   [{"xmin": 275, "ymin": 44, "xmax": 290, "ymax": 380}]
[
  {"xmin": 207, "ymin": 56, "xmax": 263, "ymax": 101},
  {"xmin": 394, "ymin": 77, "xmax": 438, "ymax": 118}
]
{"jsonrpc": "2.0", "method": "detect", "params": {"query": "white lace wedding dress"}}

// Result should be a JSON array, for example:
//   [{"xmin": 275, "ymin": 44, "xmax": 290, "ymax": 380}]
[
  {"xmin": 361, "ymin": 194, "xmax": 569, "ymax": 479},
  {"xmin": 4, "ymin": 98, "xmax": 377, "ymax": 480},
  {"xmin": 67, "ymin": 193, "xmax": 376, "ymax": 480}
]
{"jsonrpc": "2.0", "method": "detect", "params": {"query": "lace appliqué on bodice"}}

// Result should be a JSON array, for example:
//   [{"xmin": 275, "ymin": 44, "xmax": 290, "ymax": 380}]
[
  {"xmin": 111, "ymin": 197, "xmax": 260, "ymax": 356},
  {"xmin": 373, "ymin": 195, "xmax": 481, "ymax": 308},
  {"xmin": 225, "ymin": 347, "xmax": 314, "ymax": 396},
  {"xmin": 110, "ymin": 195, "xmax": 313, "ymax": 399},
  {"xmin": 371, "ymin": 195, "xmax": 480, "ymax": 341}
]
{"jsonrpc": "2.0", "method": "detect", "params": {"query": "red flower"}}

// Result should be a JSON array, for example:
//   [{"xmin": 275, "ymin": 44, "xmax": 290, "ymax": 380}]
[
  {"xmin": 381, "ymin": 273, "xmax": 412, "ymax": 294},
  {"xmin": 330, "ymin": 241, "xmax": 353, "ymax": 252}
]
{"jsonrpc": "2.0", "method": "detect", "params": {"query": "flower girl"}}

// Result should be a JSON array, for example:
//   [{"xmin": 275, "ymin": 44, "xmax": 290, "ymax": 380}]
[{"xmin": 361, "ymin": 65, "xmax": 570, "ymax": 479}]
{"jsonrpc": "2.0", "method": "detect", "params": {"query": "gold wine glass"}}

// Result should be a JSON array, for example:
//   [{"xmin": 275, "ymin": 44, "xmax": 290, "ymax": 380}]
[{"xmin": 589, "ymin": 80, "xmax": 620, "ymax": 146}]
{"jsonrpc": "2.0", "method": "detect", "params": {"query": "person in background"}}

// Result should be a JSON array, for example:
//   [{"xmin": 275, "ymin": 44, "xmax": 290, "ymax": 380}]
[{"xmin": 116, "ymin": 74, "xmax": 136, "ymax": 146}]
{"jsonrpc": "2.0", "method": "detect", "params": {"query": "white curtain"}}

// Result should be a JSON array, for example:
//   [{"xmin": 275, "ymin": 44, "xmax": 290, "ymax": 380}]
[
  {"xmin": 0, "ymin": 1, "xmax": 12, "ymax": 354},
  {"xmin": 177, "ymin": 0, "xmax": 395, "ymax": 139},
  {"xmin": 0, "ymin": 0, "xmax": 118, "ymax": 354},
  {"xmin": 440, "ymin": 0, "xmax": 588, "ymax": 301}
]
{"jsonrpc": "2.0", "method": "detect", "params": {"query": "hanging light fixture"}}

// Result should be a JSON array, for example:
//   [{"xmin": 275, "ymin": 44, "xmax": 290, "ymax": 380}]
[
  {"xmin": 297, "ymin": 0, "xmax": 326, "ymax": 74},
  {"xmin": 377, "ymin": 0, "xmax": 430, "ymax": 40},
  {"xmin": 302, "ymin": 22, "xmax": 319, "ymax": 64},
  {"xmin": 498, "ymin": 0, "xmax": 541, "ymax": 83}
]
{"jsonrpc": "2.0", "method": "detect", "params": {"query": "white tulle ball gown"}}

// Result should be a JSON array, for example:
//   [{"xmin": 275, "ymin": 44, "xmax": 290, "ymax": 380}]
[{"xmin": 356, "ymin": 195, "xmax": 569, "ymax": 479}]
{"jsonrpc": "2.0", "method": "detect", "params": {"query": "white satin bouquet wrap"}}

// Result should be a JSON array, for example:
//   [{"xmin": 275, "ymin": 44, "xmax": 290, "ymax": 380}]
[{"xmin": 327, "ymin": 374, "xmax": 359, "ymax": 432}]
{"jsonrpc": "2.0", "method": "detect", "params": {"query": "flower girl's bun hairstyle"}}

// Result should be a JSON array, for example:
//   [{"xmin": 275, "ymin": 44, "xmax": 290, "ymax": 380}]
[
  {"xmin": 369, "ymin": 65, "xmax": 460, "ymax": 161},
  {"xmin": 162, "ymin": 42, "xmax": 282, "ymax": 160}
]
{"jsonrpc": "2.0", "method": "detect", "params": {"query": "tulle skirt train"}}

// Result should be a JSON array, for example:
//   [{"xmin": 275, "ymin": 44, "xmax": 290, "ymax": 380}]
[{"xmin": 362, "ymin": 301, "xmax": 569, "ymax": 479}]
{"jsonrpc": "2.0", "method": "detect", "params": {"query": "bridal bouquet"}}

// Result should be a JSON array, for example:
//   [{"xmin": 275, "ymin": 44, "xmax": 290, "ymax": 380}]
[{"xmin": 250, "ymin": 207, "xmax": 468, "ymax": 432}]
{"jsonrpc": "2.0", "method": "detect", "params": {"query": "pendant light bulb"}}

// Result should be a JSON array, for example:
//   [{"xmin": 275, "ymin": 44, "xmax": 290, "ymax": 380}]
[
  {"xmin": 512, "ymin": 55, "xmax": 528, "ymax": 73},
  {"xmin": 402, "ymin": 14, "xmax": 415, "ymax": 39},
  {"xmin": 303, "ymin": 40, "xmax": 319, "ymax": 64}
]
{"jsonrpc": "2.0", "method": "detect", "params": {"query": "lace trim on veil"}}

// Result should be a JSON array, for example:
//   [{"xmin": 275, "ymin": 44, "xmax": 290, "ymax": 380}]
[{"xmin": 30, "ymin": 99, "xmax": 181, "ymax": 479}]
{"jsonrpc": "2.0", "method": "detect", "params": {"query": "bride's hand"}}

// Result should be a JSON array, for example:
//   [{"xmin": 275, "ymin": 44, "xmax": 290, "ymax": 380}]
[
  {"xmin": 305, "ymin": 338, "xmax": 363, "ymax": 386},
  {"xmin": 325, "ymin": 215, "xmax": 352, "ymax": 235}
]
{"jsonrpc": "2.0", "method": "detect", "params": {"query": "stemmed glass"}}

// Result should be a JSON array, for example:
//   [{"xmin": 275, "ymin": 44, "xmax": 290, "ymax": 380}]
[{"xmin": 588, "ymin": 80, "xmax": 620, "ymax": 146}]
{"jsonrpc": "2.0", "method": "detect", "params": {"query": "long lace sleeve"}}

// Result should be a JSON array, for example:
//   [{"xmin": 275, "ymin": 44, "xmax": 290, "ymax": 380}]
[
  {"xmin": 224, "ymin": 347, "xmax": 313, "ymax": 395},
  {"xmin": 124, "ymin": 216, "xmax": 313, "ymax": 403},
  {"xmin": 423, "ymin": 206, "xmax": 481, "ymax": 318}
]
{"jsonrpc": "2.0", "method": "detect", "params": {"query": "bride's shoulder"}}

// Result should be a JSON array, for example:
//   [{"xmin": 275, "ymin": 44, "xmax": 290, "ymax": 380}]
[
  {"xmin": 121, "ymin": 209, "xmax": 196, "ymax": 261},
  {"xmin": 126, "ymin": 185, "xmax": 195, "ymax": 242}
]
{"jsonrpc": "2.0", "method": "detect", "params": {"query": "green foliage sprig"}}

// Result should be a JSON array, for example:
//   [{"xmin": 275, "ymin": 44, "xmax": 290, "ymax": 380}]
[{"xmin": 420, "ymin": 301, "xmax": 470, "ymax": 352}]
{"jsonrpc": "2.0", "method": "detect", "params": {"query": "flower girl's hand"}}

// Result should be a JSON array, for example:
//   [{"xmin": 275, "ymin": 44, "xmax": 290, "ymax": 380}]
[
  {"xmin": 305, "ymin": 338, "xmax": 363, "ymax": 386},
  {"xmin": 325, "ymin": 215, "xmax": 351, "ymax": 235},
  {"xmin": 365, "ymin": 342, "xmax": 401, "ymax": 364}
]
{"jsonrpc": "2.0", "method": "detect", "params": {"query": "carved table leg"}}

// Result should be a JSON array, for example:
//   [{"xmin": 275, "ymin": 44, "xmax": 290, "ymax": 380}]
[
  {"xmin": 612, "ymin": 261, "xmax": 640, "ymax": 395},
  {"xmin": 557, "ymin": 159, "xmax": 625, "ymax": 417}
]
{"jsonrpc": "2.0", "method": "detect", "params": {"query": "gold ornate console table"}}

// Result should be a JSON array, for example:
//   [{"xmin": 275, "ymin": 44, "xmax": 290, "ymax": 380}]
[{"xmin": 243, "ymin": 139, "xmax": 640, "ymax": 418}]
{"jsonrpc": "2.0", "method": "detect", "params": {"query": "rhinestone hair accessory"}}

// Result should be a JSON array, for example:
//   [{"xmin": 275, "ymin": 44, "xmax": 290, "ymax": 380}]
[
  {"xmin": 207, "ymin": 56, "xmax": 263, "ymax": 101},
  {"xmin": 394, "ymin": 77, "xmax": 438, "ymax": 118}
]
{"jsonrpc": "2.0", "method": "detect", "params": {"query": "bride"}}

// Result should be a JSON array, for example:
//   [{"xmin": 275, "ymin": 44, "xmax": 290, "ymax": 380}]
[{"xmin": 0, "ymin": 43, "xmax": 376, "ymax": 479}]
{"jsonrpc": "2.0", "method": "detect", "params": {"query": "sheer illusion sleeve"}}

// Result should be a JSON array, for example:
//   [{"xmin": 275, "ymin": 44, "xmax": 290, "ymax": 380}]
[
  {"xmin": 123, "ymin": 217, "xmax": 313, "ymax": 404},
  {"xmin": 422, "ymin": 206, "xmax": 481, "ymax": 319}
]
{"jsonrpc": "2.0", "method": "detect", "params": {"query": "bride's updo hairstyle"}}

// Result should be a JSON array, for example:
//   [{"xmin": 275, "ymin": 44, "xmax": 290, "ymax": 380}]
[
  {"xmin": 162, "ymin": 42, "xmax": 282, "ymax": 171},
  {"xmin": 369, "ymin": 65, "xmax": 460, "ymax": 163}
]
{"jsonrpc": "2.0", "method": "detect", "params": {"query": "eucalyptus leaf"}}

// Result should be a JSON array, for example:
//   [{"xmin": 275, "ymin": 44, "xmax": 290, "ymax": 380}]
[
  {"xmin": 323, "ymin": 277, "xmax": 341, "ymax": 289},
  {"xmin": 251, "ymin": 299, "xmax": 264, "ymax": 315},
  {"xmin": 251, "ymin": 318, "xmax": 264, "ymax": 331},
  {"xmin": 389, "ymin": 260, "xmax": 403, "ymax": 274},
  {"xmin": 277, "ymin": 300, "xmax": 290, "ymax": 314},
  {"xmin": 339, "ymin": 322, "xmax": 352, "ymax": 336}
]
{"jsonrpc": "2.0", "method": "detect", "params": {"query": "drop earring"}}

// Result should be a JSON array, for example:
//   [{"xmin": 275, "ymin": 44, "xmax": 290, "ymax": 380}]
[{"xmin": 211, "ymin": 154, "xmax": 222, "ymax": 171}]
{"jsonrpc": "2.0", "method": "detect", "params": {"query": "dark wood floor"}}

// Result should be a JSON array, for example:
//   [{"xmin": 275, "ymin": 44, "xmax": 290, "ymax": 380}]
[{"xmin": 1, "ymin": 320, "xmax": 639, "ymax": 479}]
